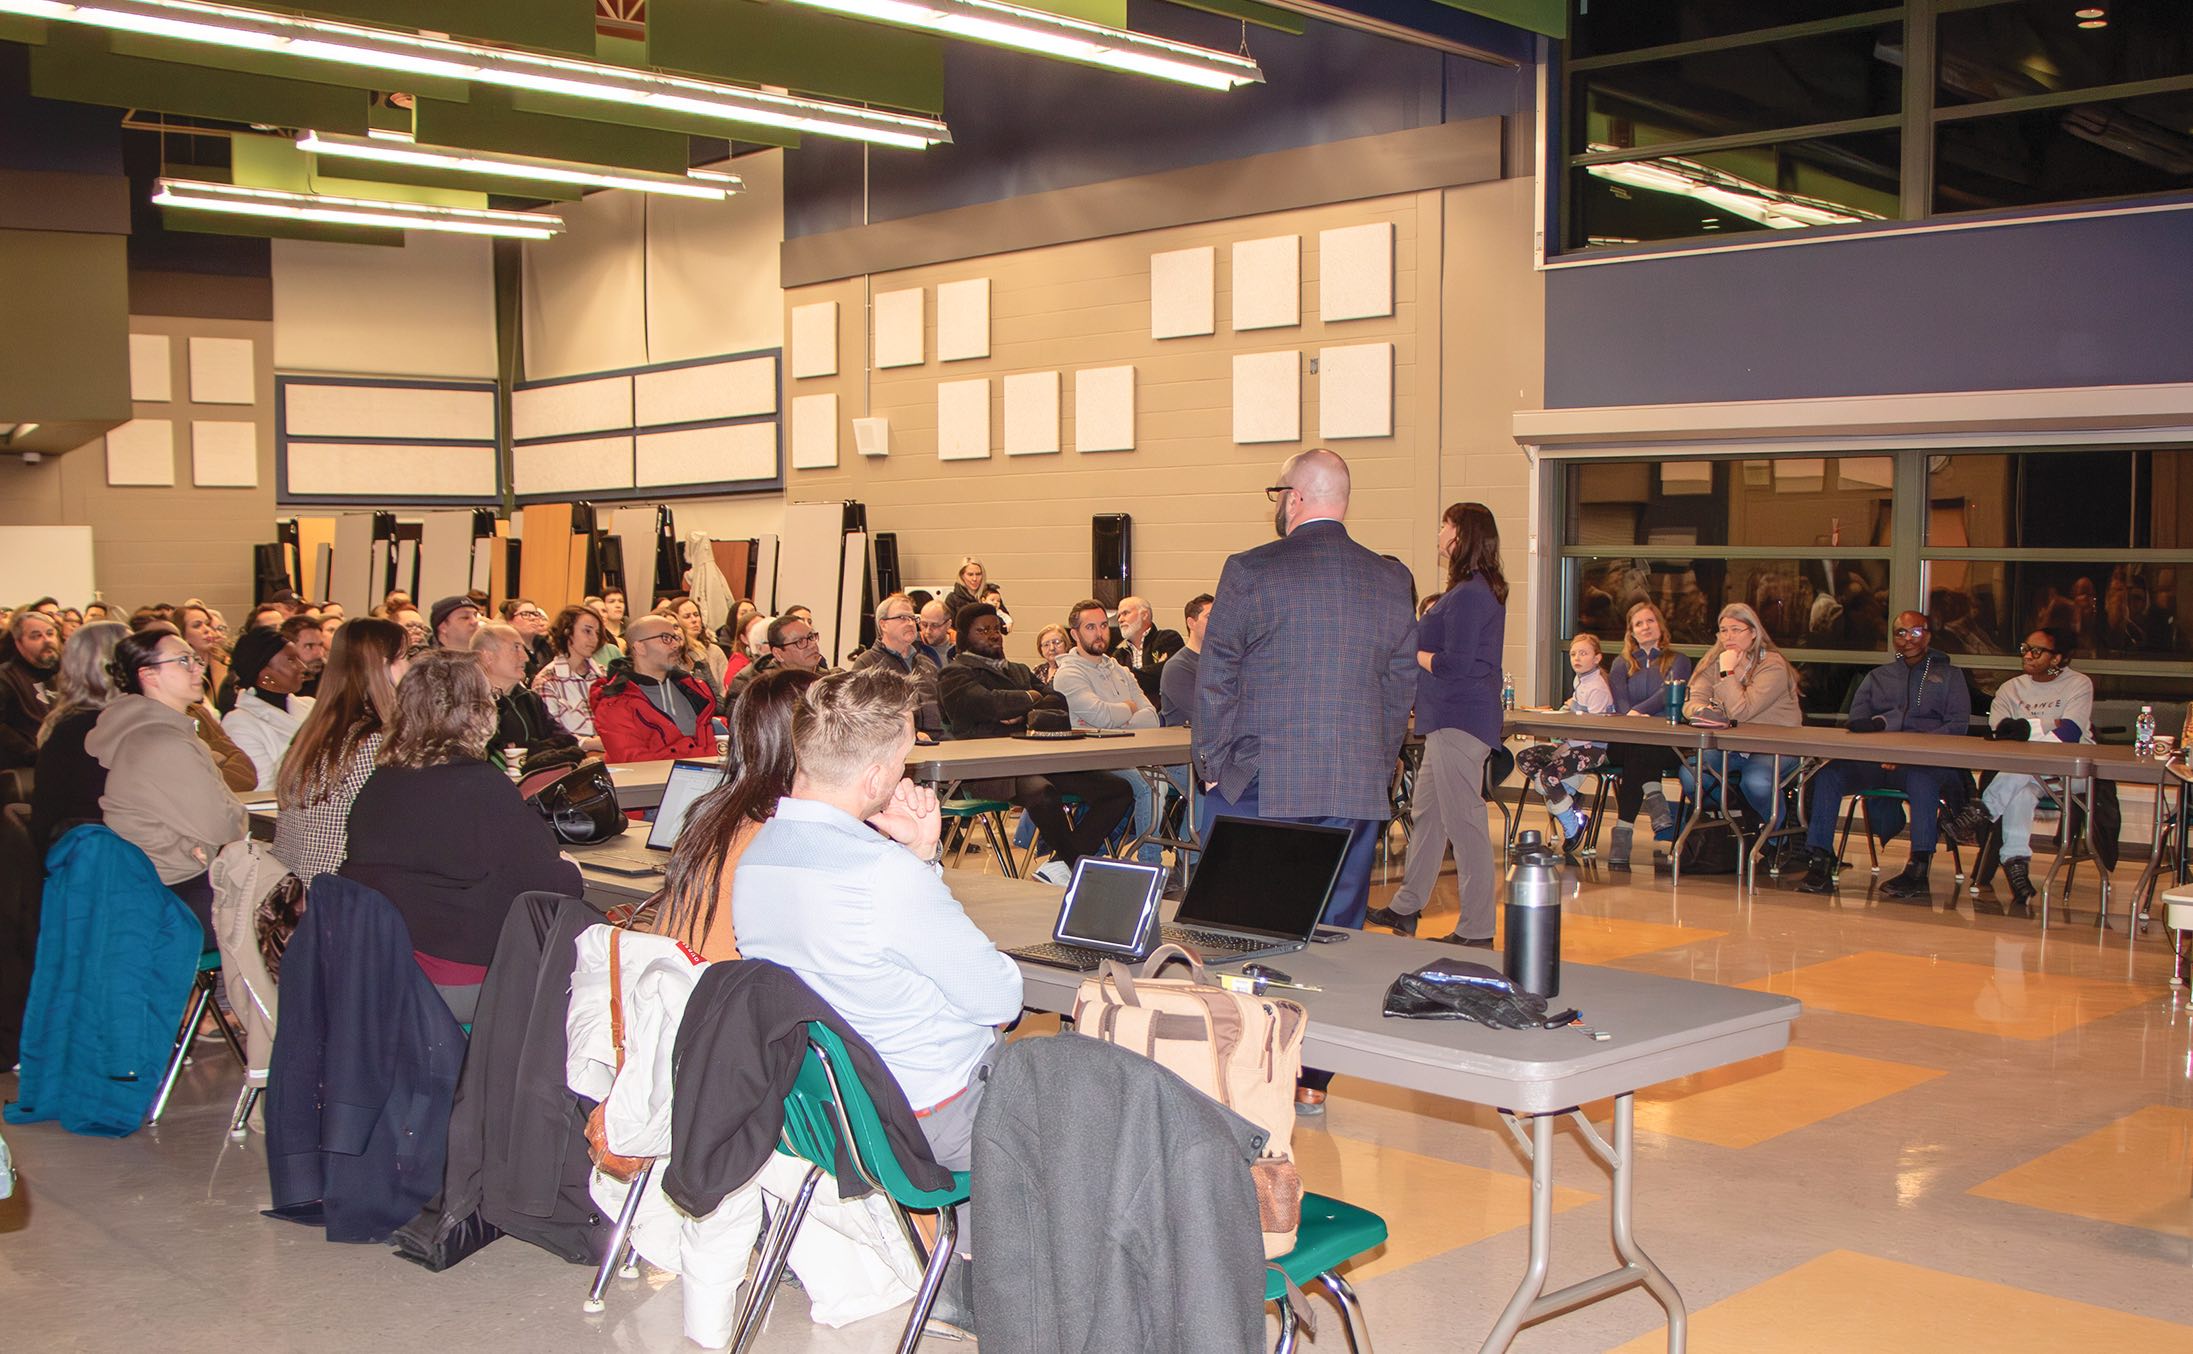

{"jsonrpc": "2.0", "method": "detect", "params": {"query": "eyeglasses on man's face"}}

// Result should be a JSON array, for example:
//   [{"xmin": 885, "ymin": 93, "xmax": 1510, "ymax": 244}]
[
  {"xmin": 878, "ymin": 612, "xmax": 916, "ymax": 625},
  {"xmin": 1263, "ymin": 484, "xmax": 1297, "ymax": 503},
  {"xmin": 778, "ymin": 631, "xmax": 819, "ymax": 648}
]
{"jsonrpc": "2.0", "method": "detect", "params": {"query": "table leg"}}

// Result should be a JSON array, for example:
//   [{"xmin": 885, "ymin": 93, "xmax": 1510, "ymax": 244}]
[
  {"xmin": 1670, "ymin": 753, "xmax": 1701, "ymax": 888},
  {"xmin": 2087, "ymin": 773, "xmax": 2112, "ymax": 930},
  {"xmin": 1745, "ymin": 754, "xmax": 1787, "ymax": 895},
  {"xmin": 1480, "ymin": 1098, "xmax": 1687, "ymax": 1354},
  {"xmin": 2130, "ymin": 781, "xmax": 2168, "ymax": 937}
]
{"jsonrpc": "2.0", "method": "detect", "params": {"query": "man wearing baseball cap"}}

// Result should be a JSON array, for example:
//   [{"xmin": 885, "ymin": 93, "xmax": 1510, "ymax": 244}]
[{"xmin": 431, "ymin": 595, "xmax": 482, "ymax": 651}]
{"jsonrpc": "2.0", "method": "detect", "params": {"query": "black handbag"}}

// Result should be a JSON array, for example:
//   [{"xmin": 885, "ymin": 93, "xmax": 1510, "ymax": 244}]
[{"xmin": 517, "ymin": 757, "xmax": 628, "ymax": 845}]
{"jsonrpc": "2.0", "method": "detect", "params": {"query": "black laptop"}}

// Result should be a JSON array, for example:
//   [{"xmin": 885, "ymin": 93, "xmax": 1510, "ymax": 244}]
[
  {"xmin": 1006, "ymin": 857, "xmax": 1167, "ymax": 973},
  {"xmin": 1160, "ymin": 815, "xmax": 1351, "ymax": 963}
]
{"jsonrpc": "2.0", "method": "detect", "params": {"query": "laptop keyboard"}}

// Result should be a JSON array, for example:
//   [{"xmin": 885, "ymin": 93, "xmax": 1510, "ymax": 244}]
[
  {"xmin": 1161, "ymin": 925, "xmax": 1268, "ymax": 955},
  {"xmin": 1007, "ymin": 942, "xmax": 1120, "ymax": 972}
]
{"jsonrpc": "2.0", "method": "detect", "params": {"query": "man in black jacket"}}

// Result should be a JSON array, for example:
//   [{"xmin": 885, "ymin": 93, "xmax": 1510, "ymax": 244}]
[
  {"xmin": 936, "ymin": 603, "xmax": 1132, "ymax": 878},
  {"xmin": 1109, "ymin": 595, "xmax": 1184, "ymax": 704},
  {"xmin": 0, "ymin": 608, "xmax": 61, "ymax": 771},
  {"xmin": 472, "ymin": 622, "xmax": 580, "ymax": 763}
]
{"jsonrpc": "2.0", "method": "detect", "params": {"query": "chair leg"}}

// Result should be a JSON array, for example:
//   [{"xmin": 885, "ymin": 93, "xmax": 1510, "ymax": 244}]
[
  {"xmin": 1272, "ymin": 1287, "xmax": 1300, "ymax": 1354},
  {"xmin": 203, "ymin": 976, "xmax": 248, "ymax": 1067},
  {"xmin": 729, "ymin": 1165, "xmax": 823, "ymax": 1354},
  {"xmin": 1318, "ymin": 1272, "xmax": 1373, "ymax": 1354},
  {"xmin": 895, "ymin": 1203, "xmax": 958, "ymax": 1354},
  {"xmin": 583, "ymin": 1159, "xmax": 656, "ymax": 1314},
  {"xmin": 148, "ymin": 980, "xmax": 215, "ymax": 1125},
  {"xmin": 983, "ymin": 810, "xmax": 1018, "ymax": 878},
  {"xmin": 228, "ymin": 1077, "xmax": 264, "ymax": 1140}
]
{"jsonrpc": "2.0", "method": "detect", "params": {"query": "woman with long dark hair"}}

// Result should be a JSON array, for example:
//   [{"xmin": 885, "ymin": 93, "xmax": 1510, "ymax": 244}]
[
  {"xmin": 273, "ymin": 618, "xmax": 409, "ymax": 882},
  {"xmin": 1601, "ymin": 601, "xmax": 1694, "ymax": 870},
  {"xmin": 654, "ymin": 666, "xmax": 820, "ymax": 960},
  {"xmin": 1366, "ymin": 502, "xmax": 1507, "ymax": 946},
  {"xmin": 532, "ymin": 604, "xmax": 609, "ymax": 752}
]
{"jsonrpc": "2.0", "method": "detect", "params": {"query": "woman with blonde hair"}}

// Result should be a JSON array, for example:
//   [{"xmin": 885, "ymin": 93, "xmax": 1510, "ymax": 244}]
[
  {"xmin": 1030, "ymin": 622, "xmax": 1071, "ymax": 687},
  {"xmin": 658, "ymin": 594, "xmax": 729, "ymax": 700},
  {"xmin": 1677, "ymin": 601, "xmax": 1801, "ymax": 820},
  {"xmin": 30, "ymin": 621, "xmax": 128, "ymax": 855},
  {"xmin": 1601, "ymin": 600, "xmax": 1694, "ymax": 869},
  {"xmin": 943, "ymin": 557, "xmax": 987, "ymax": 620},
  {"xmin": 273, "ymin": 618, "xmax": 409, "ymax": 882}
]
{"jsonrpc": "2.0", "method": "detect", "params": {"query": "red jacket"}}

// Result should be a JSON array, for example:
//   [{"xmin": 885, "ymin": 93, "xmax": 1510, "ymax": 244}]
[{"xmin": 588, "ymin": 667, "xmax": 720, "ymax": 763}]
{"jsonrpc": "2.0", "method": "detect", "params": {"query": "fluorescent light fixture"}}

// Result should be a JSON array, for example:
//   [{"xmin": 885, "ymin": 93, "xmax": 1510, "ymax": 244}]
[
  {"xmin": 1585, "ymin": 145, "xmax": 1883, "ymax": 231},
  {"xmin": 782, "ymin": 0, "xmax": 1262, "ymax": 90},
  {"xmin": 0, "ymin": 0, "xmax": 953, "ymax": 147},
  {"xmin": 297, "ymin": 130, "xmax": 741, "ymax": 201},
  {"xmin": 153, "ymin": 177, "xmax": 569, "ymax": 239}
]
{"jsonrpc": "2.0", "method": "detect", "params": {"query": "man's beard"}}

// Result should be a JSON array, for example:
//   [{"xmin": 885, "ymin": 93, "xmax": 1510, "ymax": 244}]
[
  {"xmin": 1079, "ymin": 638, "xmax": 1108, "ymax": 658},
  {"xmin": 1273, "ymin": 502, "xmax": 1289, "ymax": 539}
]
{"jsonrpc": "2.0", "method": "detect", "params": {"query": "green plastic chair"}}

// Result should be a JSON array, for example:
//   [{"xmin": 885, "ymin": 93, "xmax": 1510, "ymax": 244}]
[
  {"xmin": 939, "ymin": 797, "xmax": 1018, "ymax": 877},
  {"xmin": 149, "ymin": 949, "xmax": 245, "ymax": 1125},
  {"xmin": 1836, "ymin": 788, "xmax": 1966, "ymax": 879},
  {"xmin": 728, "ymin": 1023, "xmax": 971, "ymax": 1354},
  {"xmin": 1266, "ymin": 1192, "xmax": 1388, "ymax": 1353}
]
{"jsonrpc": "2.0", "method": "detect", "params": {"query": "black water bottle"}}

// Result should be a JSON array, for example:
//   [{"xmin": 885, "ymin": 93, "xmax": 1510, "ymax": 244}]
[{"xmin": 1504, "ymin": 830, "xmax": 1564, "ymax": 1000}]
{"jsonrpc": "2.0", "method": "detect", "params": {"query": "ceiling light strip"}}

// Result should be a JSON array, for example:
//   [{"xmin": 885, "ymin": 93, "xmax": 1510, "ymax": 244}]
[
  {"xmin": 1, "ymin": 0, "xmax": 953, "ymax": 147},
  {"xmin": 298, "ymin": 130, "xmax": 742, "ymax": 201},
  {"xmin": 782, "ymin": 0, "xmax": 1263, "ymax": 90},
  {"xmin": 153, "ymin": 176, "xmax": 569, "ymax": 239}
]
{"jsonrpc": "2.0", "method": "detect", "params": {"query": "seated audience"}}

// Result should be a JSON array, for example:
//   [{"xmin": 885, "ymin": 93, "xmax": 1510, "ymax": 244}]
[
  {"xmin": 943, "ymin": 557, "xmax": 988, "ymax": 621},
  {"xmin": 979, "ymin": 584, "xmax": 1012, "ymax": 633},
  {"xmin": 1678, "ymin": 602, "xmax": 1802, "ymax": 824},
  {"xmin": 501, "ymin": 599, "xmax": 554, "ymax": 681},
  {"xmin": 55, "ymin": 608, "xmax": 81, "ymax": 643},
  {"xmin": 222, "ymin": 627, "xmax": 317, "ymax": 792},
  {"xmin": 852, "ymin": 593, "xmax": 943, "ymax": 736},
  {"xmin": 282, "ymin": 613, "xmax": 328, "ymax": 698},
  {"xmin": 590, "ymin": 614, "xmax": 720, "ymax": 762},
  {"xmin": 274, "ymin": 618, "xmax": 409, "ymax": 882},
  {"xmin": 178, "ymin": 603, "xmax": 232, "ymax": 708},
  {"xmin": 29, "ymin": 621, "xmax": 127, "ymax": 856},
  {"xmin": 1797, "ymin": 610, "xmax": 1972, "ymax": 899},
  {"xmin": 531, "ymin": 605, "xmax": 610, "ymax": 753},
  {"xmin": 733, "ymin": 665, "xmax": 1022, "ymax": 1187},
  {"xmin": 0, "ymin": 606, "xmax": 61, "ymax": 771},
  {"xmin": 82, "ymin": 600, "xmax": 119, "ymax": 624},
  {"xmin": 340, "ymin": 650, "xmax": 583, "ymax": 1022},
  {"xmin": 1030, "ymin": 623, "xmax": 1071, "ymax": 688},
  {"xmin": 1159, "ymin": 594, "xmax": 1213, "ymax": 727},
  {"xmin": 87, "ymin": 625, "xmax": 248, "ymax": 943},
  {"xmin": 597, "ymin": 587, "xmax": 628, "ymax": 656},
  {"xmin": 1053, "ymin": 599, "xmax": 1163, "ymax": 865},
  {"xmin": 916, "ymin": 599, "xmax": 955, "ymax": 669},
  {"xmin": 655, "ymin": 666, "xmax": 819, "ymax": 960},
  {"xmin": 431, "ymin": 595, "xmax": 482, "ymax": 651},
  {"xmin": 1602, "ymin": 601, "xmax": 1693, "ymax": 870},
  {"xmin": 662, "ymin": 595, "xmax": 730, "ymax": 698},
  {"xmin": 728, "ymin": 613, "xmax": 829, "ymax": 704},
  {"xmin": 1110, "ymin": 595, "xmax": 1184, "ymax": 704},
  {"xmin": 937, "ymin": 603, "xmax": 1132, "ymax": 875},
  {"xmin": 1515, "ymin": 634, "xmax": 1615, "ymax": 855},
  {"xmin": 471, "ymin": 620, "xmax": 578, "ymax": 764},
  {"xmin": 1957, "ymin": 627, "xmax": 2092, "ymax": 911}
]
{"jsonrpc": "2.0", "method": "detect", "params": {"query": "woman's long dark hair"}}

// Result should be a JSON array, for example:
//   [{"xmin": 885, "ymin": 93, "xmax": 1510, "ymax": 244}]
[
  {"xmin": 1444, "ymin": 502, "xmax": 1508, "ymax": 605},
  {"xmin": 658, "ymin": 666, "xmax": 820, "ymax": 952}
]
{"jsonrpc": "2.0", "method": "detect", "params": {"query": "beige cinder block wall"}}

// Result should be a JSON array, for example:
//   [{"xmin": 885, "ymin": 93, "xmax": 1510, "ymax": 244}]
[{"xmin": 784, "ymin": 182, "xmax": 1539, "ymax": 667}]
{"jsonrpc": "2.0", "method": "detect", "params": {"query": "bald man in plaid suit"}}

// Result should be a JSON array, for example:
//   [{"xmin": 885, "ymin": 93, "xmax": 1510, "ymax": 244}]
[{"xmin": 1195, "ymin": 449, "xmax": 1418, "ymax": 929}]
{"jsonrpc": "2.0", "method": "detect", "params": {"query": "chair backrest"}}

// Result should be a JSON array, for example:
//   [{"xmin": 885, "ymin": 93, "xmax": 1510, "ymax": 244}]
[{"xmin": 778, "ymin": 1022, "xmax": 967, "ymax": 1210}]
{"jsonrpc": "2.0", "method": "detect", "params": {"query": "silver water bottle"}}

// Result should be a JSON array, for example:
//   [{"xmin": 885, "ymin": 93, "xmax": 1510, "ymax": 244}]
[{"xmin": 1504, "ymin": 830, "xmax": 1565, "ymax": 1000}]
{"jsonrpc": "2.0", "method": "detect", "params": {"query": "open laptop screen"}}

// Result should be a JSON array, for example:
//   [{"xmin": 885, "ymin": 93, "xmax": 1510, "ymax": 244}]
[
  {"xmin": 1054, "ymin": 858, "xmax": 1164, "ymax": 952},
  {"xmin": 1175, "ymin": 816, "xmax": 1352, "ymax": 940},
  {"xmin": 645, "ymin": 760, "xmax": 721, "ymax": 850}
]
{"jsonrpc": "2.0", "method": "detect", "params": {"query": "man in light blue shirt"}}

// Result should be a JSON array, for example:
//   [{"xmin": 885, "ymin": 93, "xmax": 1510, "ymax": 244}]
[{"xmin": 733, "ymin": 666, "xmax": 1023, "ymax": 1162}]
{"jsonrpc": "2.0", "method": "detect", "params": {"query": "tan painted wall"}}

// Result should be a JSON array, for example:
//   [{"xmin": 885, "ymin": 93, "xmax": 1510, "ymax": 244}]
[
  {"xmin": 0, "ymin": 313, "xmax": 276, "ymax": 623},
  {"xmin": 780, "ymin": 187, "xmax": 1533, "ymax": 664}
]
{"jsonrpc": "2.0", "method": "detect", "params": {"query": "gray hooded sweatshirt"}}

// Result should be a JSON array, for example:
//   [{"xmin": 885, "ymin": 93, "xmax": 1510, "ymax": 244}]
[{"xmin": 86, "ymin": 695, "xmax": 248, "ymax": 884}]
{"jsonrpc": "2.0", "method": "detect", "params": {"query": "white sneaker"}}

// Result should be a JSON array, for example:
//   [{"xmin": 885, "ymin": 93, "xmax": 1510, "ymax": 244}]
[{"xmin": 1032, "ymin": 860, "xmax": 1073, "ymax": 886}]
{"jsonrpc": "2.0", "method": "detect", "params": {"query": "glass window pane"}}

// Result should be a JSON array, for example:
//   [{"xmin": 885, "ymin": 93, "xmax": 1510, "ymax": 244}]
[
  {"xmin": 1567, "ymin": 458, "xmax": 1894, "ymax": 549},
  {"xmin": 1934, "ymin": 87, "xmax": 2193, "ymax": 213},
  {"xmin": 1937, "ymin": 1, "xmax": 2193, "ymax": 109},
  {"xmin": 1569, "ymin": 131, "xmax": 1899, "ymax": 247},
  {"xmin": 1923, "ymin": 560, "xmax": 2189, "ymax": 660},
  {"xmin": 1570, "ymin": 1, "xmax": 1892, "ymax": 62},
  {"xmin": 1571, "ymin": 555, "xmax": 1893, "ymax": 652},
  {"xmin": 1925, "ymin": 449, "xmax": 2193, "ymax": 549},
  {"xmin": 1575, "ymin": 24, "xmax": 1904, "ymax": 151}
]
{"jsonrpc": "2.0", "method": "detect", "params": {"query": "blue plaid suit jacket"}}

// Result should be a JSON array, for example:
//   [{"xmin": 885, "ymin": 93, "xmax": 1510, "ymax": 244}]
[{"xmin": 1193, "ymin": 519, "xmax": 1419, "ymax": 819}]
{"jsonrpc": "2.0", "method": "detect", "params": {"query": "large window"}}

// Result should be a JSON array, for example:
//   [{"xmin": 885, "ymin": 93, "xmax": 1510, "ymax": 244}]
[
  {"xmin": 1555, "ymin": 448, "xmax": 2193, "ymax": 721},
  {"xmin": 1559, "ymin": 1, "xmax": 2193, "ymax": 253}
]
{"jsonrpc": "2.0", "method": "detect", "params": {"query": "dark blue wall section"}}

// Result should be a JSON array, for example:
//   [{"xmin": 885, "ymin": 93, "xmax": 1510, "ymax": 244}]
[
  {"xmin": 1544, "ymin": 207, "xmax": 2193, "ymax": 407},
  {"xmin": 783, "ymin": 0, "xmax": 1537, "ymax": 238}
]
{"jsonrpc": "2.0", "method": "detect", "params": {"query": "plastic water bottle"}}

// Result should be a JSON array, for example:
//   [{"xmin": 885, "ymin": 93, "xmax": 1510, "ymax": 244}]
[
  {"xmin": 1504, "ymin": 830, "xmax": 1564, "ymax": 999},
  {"xmin": 1501, "ymin": 671, "xmax": 1516, "ymax": 712},
  {"xmin": 2135, "ymin": 705, "xmax": 2156, "ymax": 757}
]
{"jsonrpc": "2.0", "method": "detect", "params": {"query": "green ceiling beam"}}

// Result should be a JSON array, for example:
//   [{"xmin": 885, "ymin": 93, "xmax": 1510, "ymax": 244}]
[
  {"xmin": 29, "ymin": 29, "xmax": 371, "ymax": 135},
  {"xmin": 1021, "ymin": 0, "xmax": 1126, "ymax": 22},
  {"xmin": 161, "ymin": 209, "xmax": 396, "ymax": 247},
  {"xmin": 507, "ymin": 88, "xmax": 802, "ymax": 151},
  {"xmin": 1427, "ymin": 0, "xmax": 1564, "ymax": 40},
  {"xmin": 415, "ymin": 90, "xmax": 696, "ymax": 175},
  {"xmin": 104, "ymin": 31, "xmax": 471, "ymax": 102},
  {"xmin": 298, "ymin": 151, "xmax": 587, "ymax": 201},
  {"xmin": 234, "ymin": 133, "xmax": 491, "ymax": 208},
  {"xmin": 1156, "ymin": 0, "xmax": 1304, "ymax": 35},
  {"xmin": 0, "ymin": 15, "xmax": 47, "ymax": 44},
  {"xmin": 286, "ymin": 1, "xmax": 597, "ymax": 57},
  {"xmin": 648, "ymin": 0, "xmax": 947, "ymax": 114}
]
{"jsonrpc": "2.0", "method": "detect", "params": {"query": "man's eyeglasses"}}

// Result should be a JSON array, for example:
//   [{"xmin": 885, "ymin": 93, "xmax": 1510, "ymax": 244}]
[
  {"xmin": 1264, "ymin": 484, "xmax": 1297, "ymax": 503},
  {"xmin": 778, "ymin": 632, "xmax": 819, "ymax": 648},
  {"xmin": 1893, "ymin": 625, "xmax": 1929, "ymax": 639},
  {"xmin": 2018, "ymin": 642, "xmax": 2059, "ymax": 658},
  {"xmin": 877, "ymin": 612, "xmax": 916, "ymax": 624}
]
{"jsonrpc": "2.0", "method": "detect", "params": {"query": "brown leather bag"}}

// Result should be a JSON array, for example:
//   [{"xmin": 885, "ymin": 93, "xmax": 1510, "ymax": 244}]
[{"xmin": 583, "ymin": 930, "xmax": 651, "ymax": 1182}]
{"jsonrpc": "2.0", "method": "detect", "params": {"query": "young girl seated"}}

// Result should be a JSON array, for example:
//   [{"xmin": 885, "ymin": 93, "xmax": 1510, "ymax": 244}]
[{"xmin": 1517, "ymin": 634, "xmax": 1614, "ymax": 853}]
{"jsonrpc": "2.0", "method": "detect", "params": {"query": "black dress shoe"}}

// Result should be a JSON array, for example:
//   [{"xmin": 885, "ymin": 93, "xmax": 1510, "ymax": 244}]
[
  {"xmin": 1364, "ymin": 905, "xmax": 1418, "ymax": 937},
  {"xmin": 1431, "ymin": 932, "xmax": 1493, "ymax": 948},
  {"xmin": 1879, "ymin": 862, "xmax": 1932, "ymax": 899},
  {"xmin": 1793, "ymin": 848, "xmax": 1838, "ymax": 895}
]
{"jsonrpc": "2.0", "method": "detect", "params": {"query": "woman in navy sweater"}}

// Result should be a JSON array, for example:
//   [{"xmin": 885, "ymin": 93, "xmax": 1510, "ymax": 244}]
[
  {"xmin": 1368, "ymin": 502, "xmax": 1506, "ymax": 946},
  {"xmin": 1602, "ymin": 601, "xmax": 1694, "ymax": 869}
]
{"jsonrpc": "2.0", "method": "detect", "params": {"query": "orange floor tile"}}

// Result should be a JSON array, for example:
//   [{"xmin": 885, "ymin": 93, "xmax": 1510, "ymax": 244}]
[{"xmin": 1970, "ymin": 1105, "xmax": 2193, "ymax": 1239}]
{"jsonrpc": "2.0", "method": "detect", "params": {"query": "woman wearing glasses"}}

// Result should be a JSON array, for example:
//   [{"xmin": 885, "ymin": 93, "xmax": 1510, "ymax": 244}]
[
  {"xmin": 84, "ymin": 624, "xmax": 248, "ymax": 944},
  {"xmin": 1677, "ymin": 602, "xmax": 1801, "ymax": 820},
  {"xmin": 1967, "ymin": 627, "xmax": 2093, "ymax": 910}
]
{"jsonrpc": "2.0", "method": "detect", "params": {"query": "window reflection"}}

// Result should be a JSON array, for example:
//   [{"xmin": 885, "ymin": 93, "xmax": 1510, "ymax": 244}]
[
  {"xmin": 1573, "ymin": 556, "xmax": 1892, "ymax": 651},
  {"xmin": 1568, "ymin": 459, "xmax": 1894, "ymax": 549},
  {"xmin": 1926, "ymin": 560, "xmax": 2188, "ymax": 660},
  {"xmin": 1927, "ymin": 449, "xmax": 2193, "ymax": 549}
]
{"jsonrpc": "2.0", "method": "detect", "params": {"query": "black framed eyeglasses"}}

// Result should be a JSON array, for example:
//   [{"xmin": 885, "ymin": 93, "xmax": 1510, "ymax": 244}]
[
  {"xmin": 1263, "ymin": 484, "xmax": 1296, "ymax": 503},
  {"xmin": 877, "ymin": 612, "xmax": 916, "ymax": 624},
  {"xmin": 2018, "ymin": 643, "xmax": 2059, "ymax": 657}
]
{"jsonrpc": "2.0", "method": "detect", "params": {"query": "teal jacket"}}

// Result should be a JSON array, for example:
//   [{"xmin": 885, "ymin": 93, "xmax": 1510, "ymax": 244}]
[{"xmin": 5, "ymin": 826, "xmax": 200, "ymax": 1137}]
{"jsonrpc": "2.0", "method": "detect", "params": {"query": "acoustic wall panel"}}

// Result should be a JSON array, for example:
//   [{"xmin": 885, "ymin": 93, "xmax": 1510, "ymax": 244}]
[
  {"xmin": 1318, "ymin": 342, "xmax": 1394, "ymax": 439},
  {"xmin": 1232, "ymin": 235, "xmax": 1300, "ymax": 331},
  {"xmin": 937, "ymin": 277, "xmax": 991, "ymax": 361},
  {"xmin": 283, "ymin": 381, "xmax": 498, "ymax": 441},
  {"xmin": 634, "ymin": 354, "xmax": 776, "ymax": 426},
  {"xmin": 1003, "ymin": 370, "xmax": 1059, "ymax": 456},
  {"xmin": 874, "ymin": 287, "xmax": 924, "ymax": 369},
  {"xmin": 514, "ymin": 435, "xmax": 636, "ymax": 495},
  {"xmin": 104, "ymin": 419, "xmax": 176, "ymax": 486},
  {"xmin": 1150, "ymin": 246, "xmax": 1215, "ymax": 339},
  {"xmin": 285, "ymin": 443, "xmax": 500, "ymax": 499},
  {"xmin": 1073, "ymin": 366, "xmax": 1135, "ymax": 453},
  {"xmin": 128, "ymin": 333, "xmax": 172, "ymax": 402},
  {"xmin": 188, "ymin": 335, "xmax": 256, "ymax": 405},
  {"xmin": 790, "ymin": 300, "xmax": 838, "ymax": 379},
  {"xmin": 1232, "ymin": 351, "xmax": 1300, "ymax": 444},
  {"xmin": 791, "ymin": 392, "xmax": 839, "ymax": 469},
  {"xmin": 1320, "ymin": 221, "xmax": 1395, "ymax": 321},
  {"xmin": 635, "ymin": 421, "xmax": 777, "ymax": 487},
  {"xmin": 937, "ymin": 378, "xmax": 991, "ymax": 461},
  {"xmin": 190, "ymin": 420, "xmax": 259, "ymax": 487},
  {"xmin": 512, "ymin": 375, "xmax": 632, "ymax": 441}
]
